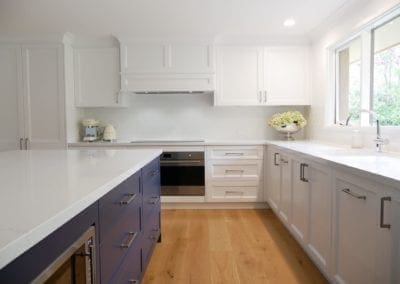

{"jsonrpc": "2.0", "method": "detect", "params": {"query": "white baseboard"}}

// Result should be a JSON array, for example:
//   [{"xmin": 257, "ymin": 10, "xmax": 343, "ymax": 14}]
[{"xmin": 161, "ymin": 202, "xmax": 269, "ymax": 210}]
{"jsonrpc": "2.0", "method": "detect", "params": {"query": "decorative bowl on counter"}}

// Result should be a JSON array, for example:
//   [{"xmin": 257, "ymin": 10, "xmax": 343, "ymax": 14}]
[{"xmin": 268, "ymin": 111, "xmax": 307, "ymax": 141}]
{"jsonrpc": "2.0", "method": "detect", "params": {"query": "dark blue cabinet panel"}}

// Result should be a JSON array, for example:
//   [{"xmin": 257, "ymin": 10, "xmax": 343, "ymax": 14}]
[
  {"xmin": 99, "ymin": 172, "xmax": 141, "ymax": 242},
  {"xmin": 142, "ymin": 158, "xmax": 161, "ymax": 219},
  {"xmin": 110, "ymin": 241, "xmax": 142, "ymax": 284},
  {"xmin": 100, "ymin": 203, "xmax": 141, "ymax": 282},
  {"xmin": 142, "ymin": 210, "xmax": 161, "ymax": 269}
]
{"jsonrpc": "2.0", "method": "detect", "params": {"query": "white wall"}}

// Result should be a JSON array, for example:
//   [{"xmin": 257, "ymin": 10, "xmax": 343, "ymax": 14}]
[
  {"xmin": 309, "ymin": 0, "xmax": 400, "ymax": 151},
  {"xmin": 80, "ymin": 94, "xmax": 308, "ymax": 142}
]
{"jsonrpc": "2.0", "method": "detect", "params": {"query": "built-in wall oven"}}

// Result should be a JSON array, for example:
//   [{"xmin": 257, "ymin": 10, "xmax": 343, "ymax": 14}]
[{"xmin": 160, "ymin": 151, "xmax": 205, "ymax": 196}]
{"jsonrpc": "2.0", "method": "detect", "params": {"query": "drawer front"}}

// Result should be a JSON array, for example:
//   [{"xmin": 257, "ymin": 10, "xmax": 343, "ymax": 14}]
[
  {"xmin": 142, "ymin": 158, "xmax": 161, "ymax": 200},
  {"xmin": 100, "ymin": 204, "xmax": 141, "ymax": 282},
  {"xmin": 142, "ymin": 210, "xmax": 161, "ymax": 268},
  {"xmin": 207, "ymin": 146, "xmax": 263, "ymax": 160},
  {"xmin": 99, "ymin": 172, "xmax": 141, "ymax": 240},
  {"xmin": 208, "ymin": 160, "xmax": 263, "ymax": 181},
  {"xmin": 110, "ymin": 241, "xmax": 142, "ymax": 284},
  {"xmin": 208, "ymin": 182, "xmax": 262, "ymax": 202},
  {"xmin": 142, "ymin": 158, "xmax": 161, "ymax": 218}
]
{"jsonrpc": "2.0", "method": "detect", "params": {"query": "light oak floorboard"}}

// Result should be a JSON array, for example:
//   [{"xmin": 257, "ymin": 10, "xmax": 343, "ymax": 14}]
[{"xmin": 143, "ymin": 209, "xmax": 327, "ymax": 284}]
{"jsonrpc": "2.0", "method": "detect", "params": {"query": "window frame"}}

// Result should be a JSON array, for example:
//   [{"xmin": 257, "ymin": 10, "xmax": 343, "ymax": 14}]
[{"xmin": 330, "ymin": 6, "xmax": 400, "ymax": 127}]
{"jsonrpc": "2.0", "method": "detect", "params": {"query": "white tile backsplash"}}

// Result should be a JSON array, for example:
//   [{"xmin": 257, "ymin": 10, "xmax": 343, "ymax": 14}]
[{"xmin": 80, "ymin": 93, "xmax": 309, "ymax": 142}]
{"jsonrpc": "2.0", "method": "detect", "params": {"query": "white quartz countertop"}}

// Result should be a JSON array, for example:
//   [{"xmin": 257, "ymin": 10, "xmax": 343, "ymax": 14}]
[
  {"xmin": 0, "ymin": 149, "xmax": 162, "ymax": 270},
  {"xmin": 268, "ymin": 140, "xmax": 400, "ymax": 188},
  {"xmin": 68, "ymin": 139, "xmax": 271, "ymax": 147}
]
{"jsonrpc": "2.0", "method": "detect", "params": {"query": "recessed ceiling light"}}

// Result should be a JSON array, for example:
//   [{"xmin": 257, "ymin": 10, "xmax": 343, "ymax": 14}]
[{"xmin": 283, "ymin": 18, "xmax": 296, "ymax": 27}]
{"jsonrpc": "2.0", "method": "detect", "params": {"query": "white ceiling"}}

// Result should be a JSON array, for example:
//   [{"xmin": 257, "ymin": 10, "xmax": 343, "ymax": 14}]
[{"xmin": 0, "ymin": 0, "xmax": 352, "ymax": 37}]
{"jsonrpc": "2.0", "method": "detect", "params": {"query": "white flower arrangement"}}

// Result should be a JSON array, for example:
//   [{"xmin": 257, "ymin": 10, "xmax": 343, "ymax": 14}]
[{"xmin": 268, "ymin": 111, "xmax": 307, "ymax": 129}]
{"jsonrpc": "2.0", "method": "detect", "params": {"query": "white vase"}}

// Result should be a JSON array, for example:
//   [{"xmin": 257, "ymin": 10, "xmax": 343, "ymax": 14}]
[{"xmin": 275, "ymin": 123, "xmax": 300, "ymax": 140}]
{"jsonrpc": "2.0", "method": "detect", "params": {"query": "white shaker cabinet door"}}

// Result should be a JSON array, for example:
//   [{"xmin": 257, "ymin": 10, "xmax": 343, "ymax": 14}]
[
  {"xmin": 263, "ymin": 47, "xmax": 309, "ymax": 105},
  {"xmin": 74, "ymin": 47, "xmax": 122, "ymax": 107},
  {"xmin": 266, "ymin": 148, "xmax": 281, "ymax": 211},
  {"xmin": 279, "ymin": 153, "xmax": 292, "ymax": 224},
  {"xmin": 307, "ymin": 163, "xmax": 331, "ymax": 274},
  {"xmin": 21, "ymin": 45, "xmax": 66, "ymax": 149},
  {"xmin": 332, "ymin": 174, "xmax": 378, "ymax": 284},
  {"xmin": 290, "ymin": 158, "xmax": 310, "ymax": 244},
  {"xmin": 376, "ymin": 190, "xmax": 400, "ymax": 284},
  {"xmin": 0, "ymin": 45, "xmax": 24, "ymax": 151},
  {"xmin": 216, "ymin": 46, "xmax": 263, "ymax": 105}
]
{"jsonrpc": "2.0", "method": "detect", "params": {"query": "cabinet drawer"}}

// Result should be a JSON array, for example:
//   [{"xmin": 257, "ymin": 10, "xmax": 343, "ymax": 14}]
[
  {"xmin": 142, "ymin": 158, "xmax": 161, "ymax": 218},
  {"xmin": 99, "ymin": 172, "xmax": 141, "ymax": 240},
  {"xmin": 208, "ymin": 160, "xmax": 263, "ymax": 181},
  {"xmin": 142, "ymin": 158, "xmax": 161, "ymax": 199},
  {"xmin": 207, "ymin": 146, "xmax": 263, "ymax": 160},
  {"xmin": 110, "ymin": 241, "xmax": 142, "ymax": 284},
  {"xmin": 208, "ymin": 182, "xmax": 262, "ymax": 202},
  {"xmin": 100, "ymin": 203, "xmax": 141, "ymax": 282},
  {"xmin": 142, "ymin": 210, "xmax": 161, "ymax": 268}
]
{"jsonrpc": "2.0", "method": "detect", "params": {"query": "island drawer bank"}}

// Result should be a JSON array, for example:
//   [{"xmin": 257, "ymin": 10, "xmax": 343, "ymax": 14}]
[{"xmin": 0, "ymin": 155, "xmax": 161, "ymax": 283}]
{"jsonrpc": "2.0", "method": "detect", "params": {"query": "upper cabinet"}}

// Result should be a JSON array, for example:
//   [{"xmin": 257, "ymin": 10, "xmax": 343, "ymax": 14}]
[
  {"xmin": 215, "ymin": 47, "xmax": 263, "ymax": 105},
  {"xmin": 0, "ymin": 41, "xmax": 67, "ymax": 150},
  {"xmin": 263, "ymin": 47, "xmax": 310, "ymax": 105},
  {"xmin": 72, "ymin": 36, "xmax": 128, "ymax": 108},
  {"xmin": 215, "ymin": 46, "xmax": 310, "ymax": 106},
  {"xmin": 119, "ymin": 39, "xmax": 215, "ymax": 92},
  {"xmin": 73, "ymin": 47, "xmax": 125, "ymax": 107}
]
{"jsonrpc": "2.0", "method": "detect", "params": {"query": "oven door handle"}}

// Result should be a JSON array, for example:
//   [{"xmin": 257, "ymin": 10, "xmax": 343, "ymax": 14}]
[{"xmin": 161, "ymin": 160, "xmax": 204, "ymax": 166}]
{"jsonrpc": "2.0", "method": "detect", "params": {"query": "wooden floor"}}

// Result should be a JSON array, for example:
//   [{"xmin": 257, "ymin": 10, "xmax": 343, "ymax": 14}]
[{"xmin": 143, "ymin": 209, "xmax": 327, "ymax": 284}]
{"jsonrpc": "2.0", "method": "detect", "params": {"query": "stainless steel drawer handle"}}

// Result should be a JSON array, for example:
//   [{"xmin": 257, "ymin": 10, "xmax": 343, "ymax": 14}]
[
  {"xmin": 120, "ymin": 231, "xmax": 138, "ymax": 248},
  {"xmin": 128, "ymin": 280, "xmax": 139, "ymax": 284},
  {"xmin": 225, "ymin": 169, "xmax": 244, "ymax": 173},
  {"xmin": 148, "ymin": 196, "xmax": 160, "ymax": 205},
  {"xmin": 380, "ymin": 196, "xmax": 391, "ymax": 229},
  {"xmin": 225, "ymin": 190, "xmax": 243, "ymax": 194},
  {"xmin": 224, "ymin": 152, "xmax": 244, "ymax": 156},
  {"xmin": 280, "ymin": 158, "xmax": 288, "ymax": 164},
  {"xmin": 19, "ymin": 138, "xmax": 23, "ymax": 150},
  {"xmin": 274, "ymin": 153, "xmax": 280, "ymax": 166},
  {"xmin": 118, "ymin": 193, "xmax": 137, "ymax": 205},
  {"xmin": 300, "ymin": 163, "xmax": 309, "ymax": 182},
  {"xmin": 342, "ymin": 188, "xmax": 367, "ymax": 200}
]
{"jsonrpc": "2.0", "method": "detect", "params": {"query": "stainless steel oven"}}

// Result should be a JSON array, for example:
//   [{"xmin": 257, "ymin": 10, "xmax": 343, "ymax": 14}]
[{"xmin": 160, "ymin": 151, "xmax": 205, "ymax": 196}]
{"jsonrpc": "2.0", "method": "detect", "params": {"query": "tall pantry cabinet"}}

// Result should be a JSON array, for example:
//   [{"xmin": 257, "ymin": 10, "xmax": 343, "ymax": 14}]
[{"xmin": 0, "ymin": 35, "xmax": 72, "ymax": 151}]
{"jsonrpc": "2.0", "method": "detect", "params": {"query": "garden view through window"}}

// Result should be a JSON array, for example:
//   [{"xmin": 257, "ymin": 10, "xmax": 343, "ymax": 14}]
[{"xmin": 336, "ymin": 15, "xmax": 400, "ymax": 126}]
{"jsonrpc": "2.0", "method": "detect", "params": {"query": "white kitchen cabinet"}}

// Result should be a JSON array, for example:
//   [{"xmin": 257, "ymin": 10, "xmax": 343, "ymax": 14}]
[
  {"xmin": 206, "ymin": 146, "xmax": 264, "ymax": 202},
  {"xmin": 0, "ymin": 42, "xmax": 67, "ymax": 150},
  {"xmin": 0, "ymin": 45, "xmax": 23, "ymax": 151},
  {"xmin": 265, "ymin": 147, "xmax": 282, "ymax": 211},
  {"xmin": 333, "ymin": 172, "xmax": 400, "ymax": 284},
  {"xmin": 215, "ymin": 46, "xmax": 310, "ymax": 106},
  {"xmin": 74, "ymin": 47, "xmax": 126, "ymax": 107},
  {"xmin": 279, "ymin": 153, "xmax": 292, "ymax": 223},
  {"xmin": 263, "ymin": 47, "xmax": 309, "ymax": 105},
  {"xmin": 290, "ymin": 157, "xmax": 309, "ymax": 243},
  {"xmin": 119, "ymin": 39, "xmax": 215, "ymax": 92},
  {"xmin": 21, "ymin": 45, "xmax": 66, "ymax": 149},
  {"xmin": 215, "ymin": 46, "xmax": 263, "ymax": 105},
  {"xmin": 305, "ymin": 161, "xmax": 331, "ymax": 273}
]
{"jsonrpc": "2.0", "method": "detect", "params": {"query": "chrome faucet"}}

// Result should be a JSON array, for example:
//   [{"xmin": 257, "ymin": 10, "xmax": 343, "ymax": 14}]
[{"xmin": 361, "ymin": 110, "xmax": 389, "ymax": 152}]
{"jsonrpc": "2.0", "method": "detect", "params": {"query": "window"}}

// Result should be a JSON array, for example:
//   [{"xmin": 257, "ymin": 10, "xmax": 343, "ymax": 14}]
[
  {"xmin": 336, "ymin": 38, "xmax": 362, "ymax": 124},
  {"xmin": 334, "ymin": 11, "xmax": 400, "ymax": 127},
  {"xmin": 372, "ymin": 16, "xmax": 400, "ymax": 126}
]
